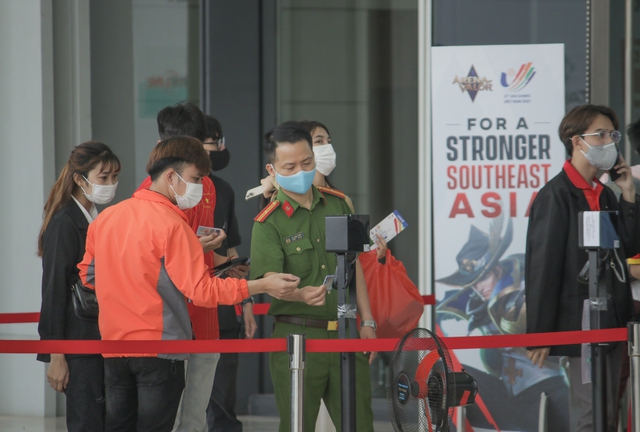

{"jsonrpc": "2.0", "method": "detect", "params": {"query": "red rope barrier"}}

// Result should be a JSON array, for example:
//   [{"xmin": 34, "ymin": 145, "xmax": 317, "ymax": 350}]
[
  {"xmin": 0, "ymin": 328, "xmax": 626, "ymax": 355},
  {"xmin": 253, "ymin": 303, "xmax": 270, "ymax": 315},
  {"xmin": 0, "ymin": 339, "xmax": 287, "ymax": 355},
  {"xmin": 0, "ymin": 295, "xmax": 434, "ymax": 325},
  {"xmin": 422, "ymin": 294, "xmax": 435, "ymax": 305},
  {"xmin": 0, "ymin": 313, "xmax": 40, "ymax": 324}
]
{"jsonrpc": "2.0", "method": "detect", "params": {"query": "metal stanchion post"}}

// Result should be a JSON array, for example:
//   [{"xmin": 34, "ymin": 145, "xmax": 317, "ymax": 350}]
[
  {"xmin": 337, "ymin": 252, "xmax": 357, "ymax": 432},
  {"xmin": 538, "ymin": 392, "xmax": 548, "ymax": 432},
  {"xmin": 456, "ymin": 406, "xmax": 466, "ymax": 432},
  {"xmin": 629, "ymin": 322, "xmax": 640, "ymax": 432},
  {"xmin": 588, "ymin": 249, "xmax": 607, "ymax": 432},
  {"xmin": 289, "ymin": 334, "xmax": 306, "ymax": 432},
  {"xmin": 325, "ymin": 214, "xmax": 369, "ymax": 432},
  {"xmin": 579, "ymin": 211, "xmax": 620, "ymax": 432}
]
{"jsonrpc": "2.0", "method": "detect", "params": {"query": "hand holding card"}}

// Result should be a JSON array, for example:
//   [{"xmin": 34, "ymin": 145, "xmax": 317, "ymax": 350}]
[
  {"xmin": 198, "ymin": 227, "xmax": 226, "ymax": 253},
  {"xmin": 369, "ymin": 210, "xmax": 408, "ymax": 250},
  {"xmin": 323, "ymin": 274, "xmax": 335, "ymax": 291},
  {"xmin": 196, "ymin": 226, "xmax": 222, "ymax": 237}
]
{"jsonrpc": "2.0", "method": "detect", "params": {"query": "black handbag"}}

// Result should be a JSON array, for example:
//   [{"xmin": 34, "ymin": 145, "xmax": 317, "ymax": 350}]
[{"xmin": 71, "ymin": 281, "xmax": 99, "ymax": 321}]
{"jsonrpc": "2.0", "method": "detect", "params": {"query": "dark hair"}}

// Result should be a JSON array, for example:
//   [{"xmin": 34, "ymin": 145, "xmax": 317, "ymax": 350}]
[
  {"xmin": 205, "ymin": 115, "xmax": 223, "ymax": 141},
  {"xmin": 299, "ymin": 120, "xmax": 330, "ymax": 138},
  {"xmin": 628, "ymin": 118, "xmax": 640, "ymax": 155},
  {"xmin": 558, "ymin": 104, "xmax": 619, "ymax": 156},
  {"xmin": 299, "ymin": 119, "xmax": 335, "ymax": 187},
  {"xmin": 157, "ymin": 102, "xmax": 207, "ymax": 142},
  {"xmin": 38, "ymin": 142, "xmax": 121, "ymax": 256},
  {"xmin": 263, "ymin": 121, "xmax": 313, "ymax": 163},
  {"xmin": 147, "ymin": 136, "xmax": 211, "ymax": 181}
]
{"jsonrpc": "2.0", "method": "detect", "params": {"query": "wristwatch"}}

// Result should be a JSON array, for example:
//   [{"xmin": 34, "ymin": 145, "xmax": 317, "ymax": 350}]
[
  {"xmin": 361, "ymin": 320, "xmax": 377, "ymax": 332},
  {"xmin": 241, "ymin": 296, "xmax": 254, "ymax": 305}
]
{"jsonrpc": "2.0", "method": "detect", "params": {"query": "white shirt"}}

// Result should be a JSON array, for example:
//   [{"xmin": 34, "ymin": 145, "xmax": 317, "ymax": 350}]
[{"xmin": 71, "ymin": 195, "xmax": 98, "ymax": 223}]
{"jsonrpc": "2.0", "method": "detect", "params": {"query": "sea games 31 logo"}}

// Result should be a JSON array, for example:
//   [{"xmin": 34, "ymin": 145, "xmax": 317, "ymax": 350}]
[
  {"xmin": 452, "ymin": 66, "xmax": 492, "ymax": 102},
  {"xmin": 500, "ymin": 62, "xmax": 536, "ymax": 91}
]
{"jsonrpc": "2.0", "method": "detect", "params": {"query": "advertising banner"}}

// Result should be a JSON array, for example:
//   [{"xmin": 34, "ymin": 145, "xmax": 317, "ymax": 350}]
[{"xmin": 432, "ymin": 44, "xmax": 567, "ymax": 431}]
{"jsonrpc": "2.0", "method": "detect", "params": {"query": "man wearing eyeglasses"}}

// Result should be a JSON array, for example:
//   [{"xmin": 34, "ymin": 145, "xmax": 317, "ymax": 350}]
[
  {"xmin": 525, "ymin": 105, "xmax": 640, "ymax": 432},
  {"xmin": 201, "ymin": 115, "xmax": 252, "ymax": 432}
]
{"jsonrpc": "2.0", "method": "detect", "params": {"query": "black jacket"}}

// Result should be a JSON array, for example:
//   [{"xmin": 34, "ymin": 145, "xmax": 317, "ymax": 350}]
[
  {"xmin": 210, "ymin": 173, "xmax": 243, "ymax": 334},
  {"xmin": 525, "ymin": 169, "xmax": 640, "ymax": 357},
  {"xmin": 37, "ymin": 200, "xmax": 101, "ymax": 362}
]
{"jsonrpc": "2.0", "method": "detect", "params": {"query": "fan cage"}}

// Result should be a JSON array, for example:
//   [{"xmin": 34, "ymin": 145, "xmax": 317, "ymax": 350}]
[{"xmin": 387, "ymin": 328, "xmax": 457, "ymax": 432}]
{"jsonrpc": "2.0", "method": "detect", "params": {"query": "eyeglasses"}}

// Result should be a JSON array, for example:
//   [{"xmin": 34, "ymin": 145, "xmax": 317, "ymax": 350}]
[
  {"xmin": 580, "ymin": 130, "xmax": 621, "ymax": 143},
  {"xmin": 203, "ymin": 137, "xmax": 225, "ymax": 148}
]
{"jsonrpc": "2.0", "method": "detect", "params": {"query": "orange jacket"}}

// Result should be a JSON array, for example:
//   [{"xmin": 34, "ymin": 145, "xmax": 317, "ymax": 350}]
[
  {"xmin": 137, "ymin": 176, "xmax": 221, "ymax": 340},
  {"xmin": 78, "ymin": 188, "xmax": 249, "ymax": 359}
]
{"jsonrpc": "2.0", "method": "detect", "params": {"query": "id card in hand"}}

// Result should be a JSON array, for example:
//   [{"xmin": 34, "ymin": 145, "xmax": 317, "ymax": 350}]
[
  {"xmin": 323, "ymin": 274, "xmax": 335, "ymax": 291},
  {"xmin": 196, "ymin": 226, "xmax": 221, "ymax": 237}
]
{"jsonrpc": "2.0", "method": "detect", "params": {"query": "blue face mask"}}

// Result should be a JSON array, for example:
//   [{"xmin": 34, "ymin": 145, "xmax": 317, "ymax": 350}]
[{"xmin": 271, "ymin": 165, "xmax": 316, "ymax": 195}]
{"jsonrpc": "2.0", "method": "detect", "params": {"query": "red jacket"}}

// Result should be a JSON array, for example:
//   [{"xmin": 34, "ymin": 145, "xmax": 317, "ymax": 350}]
[
  {"xmin": 137, "ymin": 176, "xmax": 222, "ymax": 340},
  {"xmin": 79, "ymin": 189, "xmax": 249, "ymax": 359}
]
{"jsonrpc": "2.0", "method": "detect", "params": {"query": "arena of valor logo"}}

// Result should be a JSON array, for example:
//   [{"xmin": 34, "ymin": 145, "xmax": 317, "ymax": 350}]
[{"xmin": 452, "ymin": 66, "xmax": 493, "ymax": 102}]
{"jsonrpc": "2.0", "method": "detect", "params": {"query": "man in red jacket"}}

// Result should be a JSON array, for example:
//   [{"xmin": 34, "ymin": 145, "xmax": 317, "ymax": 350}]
[{"xmin": 79, "ymin": 136, "xmax": 299, "ymax": 432}]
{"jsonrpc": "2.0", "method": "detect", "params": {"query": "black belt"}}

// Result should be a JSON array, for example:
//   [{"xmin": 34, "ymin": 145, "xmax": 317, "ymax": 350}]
[{"xmin": 275, "ymin": 315, "xmax": 338, "ymax": 331}]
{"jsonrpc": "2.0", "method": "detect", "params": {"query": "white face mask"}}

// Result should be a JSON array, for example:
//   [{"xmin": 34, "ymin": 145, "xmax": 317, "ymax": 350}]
[
  {"xmin": 580, "ymin": 138, "xmax": 618, "ymax": 170},
  {"xmin": 313, "ymin": 144, "xmax": 337, "ymax": 176},
  {"xmin": 81, "ymin": 176, "xmax": 118, "ymax": 205},
  {"xmin": 170, "ymin": 172, "xmax": 203, "ymax": 210}
]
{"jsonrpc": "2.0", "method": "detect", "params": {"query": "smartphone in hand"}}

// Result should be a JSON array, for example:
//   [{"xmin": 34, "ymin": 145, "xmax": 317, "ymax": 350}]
[{"xmin": 608, "ymin": 148, "xmax": 621, "ymax": 181}]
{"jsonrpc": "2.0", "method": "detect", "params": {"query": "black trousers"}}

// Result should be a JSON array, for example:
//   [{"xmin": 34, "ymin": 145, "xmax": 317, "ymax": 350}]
[
  {"xmin": 206, "ymin": 325, "xmax": 243, "ymax": 432},
  {"xmin": 65, "ymin": 355, "xmax": 105, "ymax": 432},
  {"xmin": 104, "ymin": 357, "xmax": 185, "ymax": 432}
]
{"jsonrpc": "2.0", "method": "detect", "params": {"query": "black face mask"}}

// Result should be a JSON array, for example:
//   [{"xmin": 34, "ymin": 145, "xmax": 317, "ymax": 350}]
[{"xmin": 209, "ymin": 148, "xmax": 230, "ymax": 171}]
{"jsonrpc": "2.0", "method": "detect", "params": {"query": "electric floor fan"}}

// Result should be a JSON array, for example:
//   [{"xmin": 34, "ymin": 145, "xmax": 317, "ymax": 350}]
[{"xmin": 387, "ymin": 328, "xmax": 478, "ymax": 432}]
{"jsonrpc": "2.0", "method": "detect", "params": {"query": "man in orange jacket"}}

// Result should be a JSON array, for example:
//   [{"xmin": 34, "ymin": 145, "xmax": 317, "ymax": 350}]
[
  {"xmin": 136, "ymin": 102, "xmax": 227, "ymax": 432},
  {"xmin": 79, "ymin": 136, "xmax": 299, "ymax": 432}
]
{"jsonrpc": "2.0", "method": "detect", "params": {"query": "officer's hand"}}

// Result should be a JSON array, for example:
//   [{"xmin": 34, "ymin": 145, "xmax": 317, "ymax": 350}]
[
  {"xmin": 199, "ymin": 230, "xmax": 226, "ymax": 253},
  {"xmin": 261, "ymin": 273, "xmax": 300, "ymax": 299},
  {"xmin": 359, "ymin": 326, "xmax": 377, "ymax": 364},
  {"xmin": 297, "ymin": 285, "xmax": 326, "ymax": 306},
  {"xmin": 527, "ymin": 347, "xmax": 550, "ymax": 368}
]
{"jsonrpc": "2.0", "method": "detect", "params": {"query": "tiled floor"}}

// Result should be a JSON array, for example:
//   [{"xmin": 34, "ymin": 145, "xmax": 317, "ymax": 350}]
[{"xmin": 0, "ymin": 415, "xmax": 396, "ymax": 432}]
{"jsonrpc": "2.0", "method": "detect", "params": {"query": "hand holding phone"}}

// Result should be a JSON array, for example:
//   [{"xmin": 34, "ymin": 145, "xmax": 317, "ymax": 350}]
[
  {"xmin": 608, "ymin": 147, "xmax": 621, "ymax": 181},
  {"xmin": 245, "ymin": 185, "xmax": 264, "ymax": 200}
]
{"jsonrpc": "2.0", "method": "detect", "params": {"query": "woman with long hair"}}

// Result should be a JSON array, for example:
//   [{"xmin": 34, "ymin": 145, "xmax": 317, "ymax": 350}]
[{"xmin": 37, "ymin": 141, "xmax": 120, "ymax": 431}]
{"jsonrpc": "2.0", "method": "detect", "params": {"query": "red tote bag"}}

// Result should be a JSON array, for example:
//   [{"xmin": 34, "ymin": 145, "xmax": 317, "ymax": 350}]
[{"xmin": 358, "ymin": 249, "xmax": 423, "ymax": 338}]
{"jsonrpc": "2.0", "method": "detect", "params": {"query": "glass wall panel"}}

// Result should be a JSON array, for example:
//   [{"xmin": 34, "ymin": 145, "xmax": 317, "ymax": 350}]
[
  {"xmin": 610, "ymin": 0, "xmax": 640, "ymax": 165},
  {"xmin": 131, "ymin": 0, "xmax": 200, "ymax": 185},
  {"xmin": 635, "ymin": 2, "xmax": 640, "ymax": 125},
  {"xmin": 434, "ymin": 0, "xmax": 589, "ymax": 111},
  {"xmin": 276, "ymin": 0, "xmax": 419, "ymax": 400}
]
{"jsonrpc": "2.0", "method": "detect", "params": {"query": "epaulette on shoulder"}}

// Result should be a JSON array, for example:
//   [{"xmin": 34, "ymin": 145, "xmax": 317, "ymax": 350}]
[
  {"xmin": 316, "ymin": 185, "xmax": 346, "ymax": 200},
  {"xmin": 254, "ymin": 201, "xmax": 280, "ymax": 222}
]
